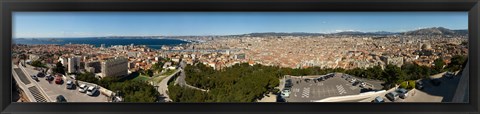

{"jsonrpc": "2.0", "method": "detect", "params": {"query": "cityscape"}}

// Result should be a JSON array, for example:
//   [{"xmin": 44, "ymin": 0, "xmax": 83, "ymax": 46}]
[{"xmin": 11, "ymin": 12, "xmax": 469, "ymax": 103}]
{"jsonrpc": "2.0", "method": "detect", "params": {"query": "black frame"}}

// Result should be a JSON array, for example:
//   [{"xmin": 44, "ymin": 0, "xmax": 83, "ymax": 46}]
[{"xmin": 1, "ymin": 0, "xmax": 479, "ymax": 114}]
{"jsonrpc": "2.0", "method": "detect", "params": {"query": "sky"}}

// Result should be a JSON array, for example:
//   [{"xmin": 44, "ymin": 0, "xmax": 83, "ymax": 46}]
[{"xmin": 13, "ymin": 12, "xmax": 468, "ymax": 38}]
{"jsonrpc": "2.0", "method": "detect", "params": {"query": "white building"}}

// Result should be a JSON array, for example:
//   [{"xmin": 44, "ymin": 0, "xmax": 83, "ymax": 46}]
[
  {"xmin": 67, "ymin": 56, "xmax": 81, "ymax": 74},
  {"xmin": 58, "ymin": 57, "xmax": 67, "ymax": 66},
  {"xmin": 29, "ymin": 54, "xmax": 40, "ymax": 61}
]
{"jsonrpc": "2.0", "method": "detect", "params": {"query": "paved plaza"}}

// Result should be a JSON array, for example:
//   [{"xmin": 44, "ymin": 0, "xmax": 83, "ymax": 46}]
[{"xmin": 284, "ymin": 73, "xmax": 383, "ymax": 102}]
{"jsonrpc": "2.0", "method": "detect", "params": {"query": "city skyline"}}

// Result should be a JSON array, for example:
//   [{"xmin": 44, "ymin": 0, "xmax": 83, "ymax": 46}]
[{"xmin": 13, "ymin": 12, "xmax": 468, "ymax": 38}]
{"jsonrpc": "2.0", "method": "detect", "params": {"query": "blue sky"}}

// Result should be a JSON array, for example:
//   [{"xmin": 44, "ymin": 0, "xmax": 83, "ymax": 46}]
[{"xmin": 13, "ymin": 12, "xmax": 468, "ymax": 38}]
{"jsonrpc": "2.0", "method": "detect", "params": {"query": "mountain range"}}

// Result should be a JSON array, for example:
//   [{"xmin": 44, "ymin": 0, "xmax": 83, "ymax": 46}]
[
  {"xmin": 239, "ymin": 27, "xmax": 468, "ymax": 37},
  {"xmin": 92, "ymin": 27, "xmax": 468, "ymax": 39}
]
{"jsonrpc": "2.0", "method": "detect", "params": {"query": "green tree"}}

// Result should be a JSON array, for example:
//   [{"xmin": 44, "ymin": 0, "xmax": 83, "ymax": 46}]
[
  {"xmin": 447, "ymin": 55, "xmax": 467, "ymax": 71},
  {"xmin": 31, "ymin": 60, "xmax": 46, "ymax": 68},
  {"xmin": 53, "ymin": 61, "xmax": 66, "ymax": 75},
  {"xmin": 384, "ymin": 64, "xmax": 406, "ymax": 84},
  {"xmin": 145, "ymin": 69, "xmax": 154, "ymax": 77},
  {"xmin": 152, "ymin": 62, "xmax": 164, "ymax": 74},
  {"xmin": 77, "ymin": 72, "xmax": 99, "ymax": 83},
  {"xmin": 433, "ymin": 58, "xmax": 445, "ymax": 73}
]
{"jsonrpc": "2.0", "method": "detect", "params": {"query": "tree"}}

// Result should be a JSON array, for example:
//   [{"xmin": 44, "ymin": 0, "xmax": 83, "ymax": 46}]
[
  {"xmin": 433, "ymin": 58, "xmax": 445, "ymax": 73},
  {"xmin": 53, "ymin": 61, "xmax": 66, "ymax": 75},
  {"xmin": 145, "ymin": 69, "xmax": 154, "ymax": 77},
  {"xmin": 77, "ymin": 72, "xmax": 99, "ymax": 83},
  {"xmin": 447, "ymin": 55, "xmax": 467, "ymax": 71},
  {"xmin": 384, "ymin": 64, "xmax": 406, "ymax": 84},
  {"xmin": 31, "ymin": 60, "xmax": 46, "ymax": 68},
  {"xmin": 151, "ymin": 62, "xmax": 164, "ymax": 74}
]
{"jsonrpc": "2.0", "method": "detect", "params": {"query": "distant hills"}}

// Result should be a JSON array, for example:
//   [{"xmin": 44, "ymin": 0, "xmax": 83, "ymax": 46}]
[
  {"xmin": 239, "ymin": 27, "xmax": 467, "ymax": 37},
  {"xmin": 18, "ymin": 27, "xmax": 466, "ymax": 39},
  {"xmin": 403, "ymin": 27, "xmax": 468, "ymax": 36}
]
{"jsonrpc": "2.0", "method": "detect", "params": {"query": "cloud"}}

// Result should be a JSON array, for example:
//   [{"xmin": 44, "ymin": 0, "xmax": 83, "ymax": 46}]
[{"xmin": 335, "ymin": 29, "xmax": 360, "ymax": 32}]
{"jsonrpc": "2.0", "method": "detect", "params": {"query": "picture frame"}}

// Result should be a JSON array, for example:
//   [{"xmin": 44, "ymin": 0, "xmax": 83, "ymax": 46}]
[{"xmin": 1, "ymin": 0, "xmax": 478, "ymax": 114}]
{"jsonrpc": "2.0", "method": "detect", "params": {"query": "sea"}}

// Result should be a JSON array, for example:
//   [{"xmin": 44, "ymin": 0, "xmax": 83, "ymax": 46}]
[{"xmin": 13, "ymin": 38, "xmax": 190, "ymax": 49}]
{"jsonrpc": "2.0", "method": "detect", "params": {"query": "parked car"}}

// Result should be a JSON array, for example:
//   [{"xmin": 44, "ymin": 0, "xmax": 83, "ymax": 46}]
[
  {"xmin": 31, "ymin": 75, "xmax": 39, "ymax": 81},
  {"xmin": 36, "ymin": 72, "xmax": 45, "ymax": 77},
  {"xmin": 386, "ymin": 91, "xmax": 400, "ymax": 102},
  {"xmin": 86, "ymin": 86, "xmax": 98, "ymax": 96},
  {"xmin": 70, "ymin": 75, "xmax": 76, "ymax": 80},
  {"xmin": 304, "ymin": 79, "xmax": 311, "ymax": 82},
  {"xmin": 66, "ymin": 80, "xmax": 75, "ymax": 89},
  {"xmin": 56, "ymin": 95, "xmax": 67, "ymax": 102},
  {"xmin": 352, "ymin": 81, "xmax": 360, "ymax": 86},
  {"xmin": 78, "ymin": 84, "xmax": 88, "ymax": 93},
  {"xmin": 444, "ymin": 72, "xmax": 455, "ymax": 79},
  {"xmin": 349, "ymin": 78, "xmax": 357, "ymax": 83},
  {"xmin": 373, "ymin": 96, "xmax": 385, "ymax": 102},
  {"xmin": 55, "ymin": 75, "xmax": 63, "ymax": 84},
  {"xmin": 430, "ymin": 79, "xmax": 441, "ymax": 86},
  {"xmin": 45, "ymin": 75, "xmax": 54, "ymax": 81},
  {"xmin": 280, "ymin": 88, "xmax": 291, "ymax": 98},
  {"xmin": 397, "ymin": 88, "xmax": 409, "ymax": 99},
  {"xmin": 360, "ymin": 82, "xmax": 367, "ymax": 88},
  {"xmin": 416, "ymin": 81, "xmax": 424, "ymax": 90},
  {"xmin": 317, "ymin": 77, "xmax": 324, "ymax": 81},
  {"xmin": 285, "ymin": 79, "xmax": 293, "ymax": 88}
]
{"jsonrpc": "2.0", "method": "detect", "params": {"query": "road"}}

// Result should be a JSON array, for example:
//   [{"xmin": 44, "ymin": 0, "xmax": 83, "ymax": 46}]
[
  {"xmin": 21, "ymin": 65, "xmax": 108, "ymax": 102},
  {"xmin": 156, "ymin": 69, "xmax": 181, "ymax": 102},
  {"xmin": 175, "ymin": 61, "xmax": 208, "ymax": 92},
  {"xmin": 156, "ymin": 61, "xmax": 208, "ymax": 102}
]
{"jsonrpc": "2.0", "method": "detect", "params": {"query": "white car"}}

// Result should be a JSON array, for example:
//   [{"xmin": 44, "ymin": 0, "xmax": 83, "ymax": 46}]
[
  {"xmin": 66, "ymin": 80, "xmax": 75, "ymax": 89},
  {"xmin": 349, "ymin": 78, "xmax": 357, "ymax": 83},
  {"xmin": 281, "ymin": 89, "xmax": 291, "ymax": 98},
  {"xmin": 70, "ymin": 75, "xmax": 76, "ymax": 80},
  {"xmin": 86, "ymin": 86, "xmax": 98, "ymax": 96},
  {"xmin": 78, "ymin": 84, "xmax": 88, "ymax": 93}
]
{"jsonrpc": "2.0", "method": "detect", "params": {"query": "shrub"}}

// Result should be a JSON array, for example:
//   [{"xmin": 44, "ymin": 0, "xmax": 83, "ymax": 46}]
[
  {"xmin": 399, "ymin": 81, "xmax": 408, "ymax": 89},
  {"xmin": 408, "ymin": 80, "xmax": 416, "ymax": 89}
]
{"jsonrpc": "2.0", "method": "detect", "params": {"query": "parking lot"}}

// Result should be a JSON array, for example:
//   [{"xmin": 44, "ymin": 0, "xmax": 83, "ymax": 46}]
[
  {"xmin": 23, "ymin": 66, "xmax": 108, "ymax": 102},
  {"xmin": 400, "ymin": 74, "xmax": 461, "ymax": 102},
  {"xmin": 283, "ymin": 73, "xmax": 382, "ymax": 102}
]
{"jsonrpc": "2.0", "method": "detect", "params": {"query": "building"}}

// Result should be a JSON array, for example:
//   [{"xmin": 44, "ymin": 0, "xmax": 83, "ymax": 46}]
[
  {"xmin": 58, "ymin": 57, "xmax": 67, "ymax": 66},
  {"xmin": 128, "ymin": 62, "xmax": 136, "ymax": 69},
  {"xmin": 382, "ymin": 56, "xmax": 404, "ymax": 67},
  {"xmin": 29, "ymin": 54, "xmax": 40, "ymax": 61},
  {"xmin": 127, "ymin": 52, "xmax": 137, "ymax": 58},
  {"xmin": 100, "ymin": 57, "xmax": 128, "ymax": 78},
  {"xmin": 234, "ymin": 53, "xmax": 246, "ymax": 60},
  {"xmin": 86, "ymin": 67, "xmax": 95, "ymax": 73},
  {"xmin": 67, "ymin": 56, "xmax": 81, "ymax": 74},
  {"xmin": 85, "ymin": 61, "xmax": 101, "ymax": 73}
]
